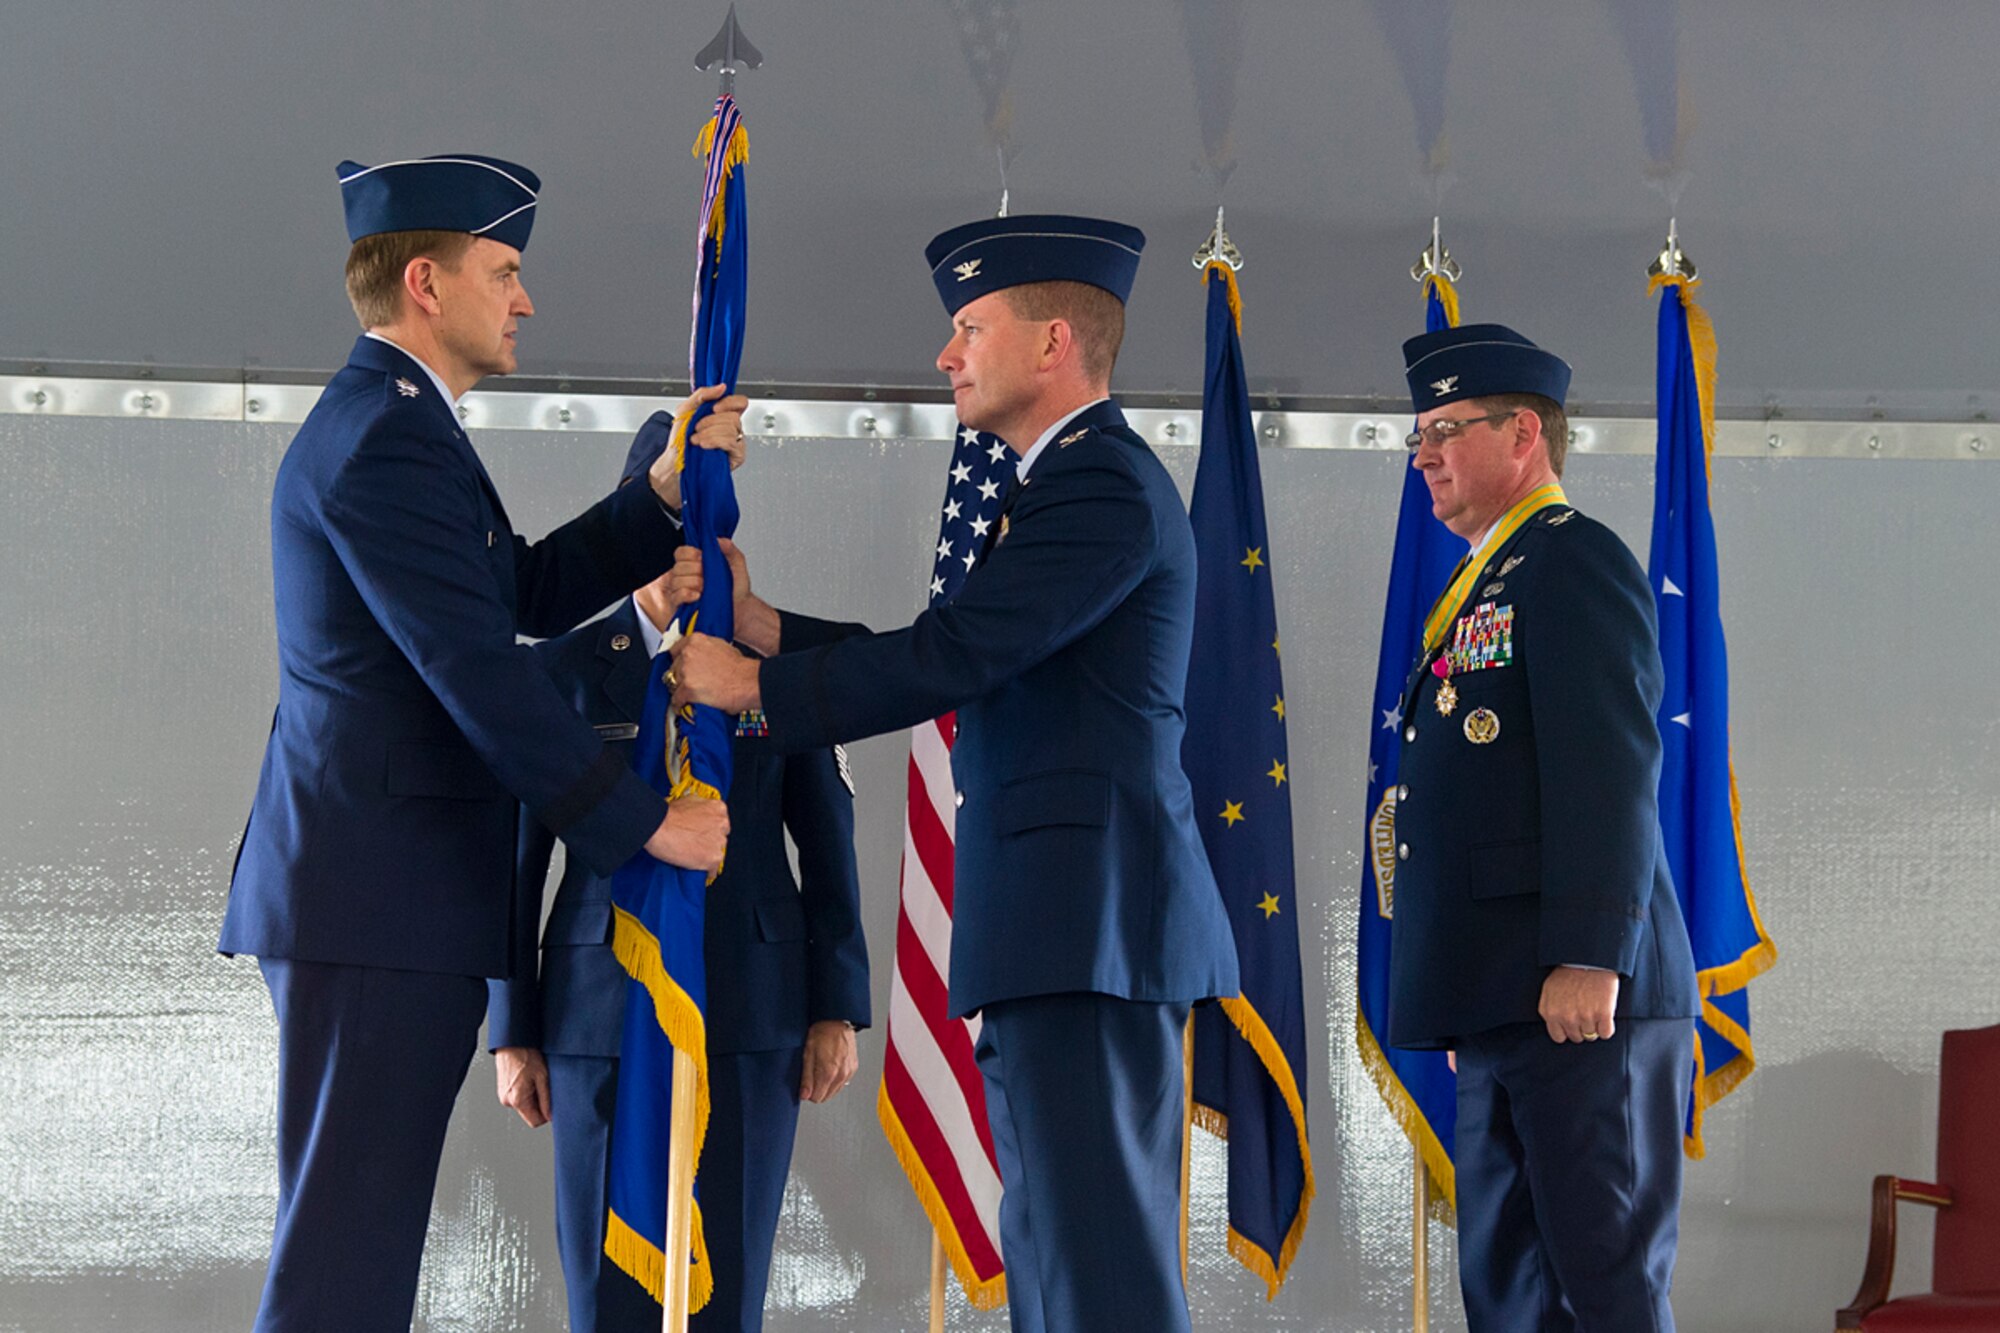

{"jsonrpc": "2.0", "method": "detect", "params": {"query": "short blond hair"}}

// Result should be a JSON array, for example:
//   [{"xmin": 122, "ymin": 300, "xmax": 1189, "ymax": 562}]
[
  {"xmin": 1002, "ymin": 280, "xmax": 1127, "ymax": 384},
  {"xmin": 343, "ymin": 230, "xmax": 475, "ymax": 329}
]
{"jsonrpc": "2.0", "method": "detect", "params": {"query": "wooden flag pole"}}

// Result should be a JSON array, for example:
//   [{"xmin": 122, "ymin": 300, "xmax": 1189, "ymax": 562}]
[
  {"xmin": 929, "ymin": 1231, "xmax": 947, "ymax": 1333},
  {"xmin": 661, "ymin": 1046, "xmax": 700, "ymax": 1333},
  {"xmin": 1412, "ymin": 1147, "xmax": 1431, "ymax": 1333},
  {"xmin": 1179, "ymin": 1013, "xmax": 1195, "ymax": 1283}
]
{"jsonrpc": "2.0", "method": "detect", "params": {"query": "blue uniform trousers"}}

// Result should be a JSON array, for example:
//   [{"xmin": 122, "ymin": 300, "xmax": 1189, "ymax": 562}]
[
  {"xmin": 253, "ymin": 959, "xmax": 486, "ymax": 1333},
  {"xmin": 548, "ymin": 1047, "xmax": 804, "ymax": 1333},
  {"xmin": 545, "ymin": 1055, "xmax": 658, "ymax": 1333},
  {"xmin": 974, "ymin": 993, "xmax": 1192, "ymax": 1333},
  {"xmin": 1454, "ymin": 1017, "xmax": 1695, "ymax": 1333}
]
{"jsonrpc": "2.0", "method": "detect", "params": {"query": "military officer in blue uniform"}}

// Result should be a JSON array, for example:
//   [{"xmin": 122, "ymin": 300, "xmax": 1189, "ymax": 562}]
[
  {"xmin": 483, "ymin": 430, "xmax": 871, "ymax": 1333},
  {"xmin": 668, "ymin": 216, "xmax": 1240, "ymax": 1333},
  {"xmin": 1386, "ymin": 322, "xmax": 1701, "ymax": 1331},
  {"xmin": 218, "ymin": 154, "xmax": 743, "ymax": 1333}
]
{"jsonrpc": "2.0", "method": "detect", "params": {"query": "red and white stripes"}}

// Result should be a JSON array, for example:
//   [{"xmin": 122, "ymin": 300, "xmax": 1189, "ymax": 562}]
[{"xmin": 876, "ymin": 712, "xmax": 1007, "ymax": 1306}]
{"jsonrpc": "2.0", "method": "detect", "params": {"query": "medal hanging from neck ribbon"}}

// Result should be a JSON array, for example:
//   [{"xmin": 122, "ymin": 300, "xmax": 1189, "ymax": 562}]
[{"xmin": 1432, "ymin": 656, "xmax": 1458, "ymax": 716}]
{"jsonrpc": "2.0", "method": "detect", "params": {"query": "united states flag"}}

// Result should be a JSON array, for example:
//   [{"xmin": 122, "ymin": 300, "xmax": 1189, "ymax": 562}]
[{"xmin": 875, "ymin": 422, "xmax": 1015, "ymax": 1310}]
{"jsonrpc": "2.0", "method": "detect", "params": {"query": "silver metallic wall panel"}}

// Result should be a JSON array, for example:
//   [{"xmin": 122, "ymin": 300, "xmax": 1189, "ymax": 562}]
[
  {"xmin": 3, "ymin": 373, "xmax": 1995, "ymax": 461},
  {"xmin": 2, "ymin": 412, "xmax": 1995, "ymax": 1331}
]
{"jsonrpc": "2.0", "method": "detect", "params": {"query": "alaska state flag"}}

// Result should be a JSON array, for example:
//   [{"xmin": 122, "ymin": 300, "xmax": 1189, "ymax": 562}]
[
  {"xmin": 1184, "ymin": 260, "xmax": 1315, "ymax": 1296},
  {"xmin": 1647, "ymin": 274, "xmax": 1777, "ymax": 1156},
  {"xmin": 604, "ymin": 93, "xmax": 751, "ymax": 1308},
  {"xmin": 1354, "ymin": 274, "xmax": 1463, "ymax": 1217}
]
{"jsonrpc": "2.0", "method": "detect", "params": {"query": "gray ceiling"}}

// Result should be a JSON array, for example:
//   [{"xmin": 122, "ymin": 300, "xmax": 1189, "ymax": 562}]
[{"xmin": 3, "ymin": 0, "xmax": 1993, "ymax": 416}]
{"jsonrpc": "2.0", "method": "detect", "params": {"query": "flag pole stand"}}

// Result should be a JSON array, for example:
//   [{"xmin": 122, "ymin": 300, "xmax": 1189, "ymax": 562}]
[
  {"xmin": 929, "ymin": 1231, "xmax": 947, "ymax": 1333},
  {"xmin": 661, "ymin": 1046, "xmax": 699, "ymax": 1333},
  {"xmin": 1412, "ymin": 1147, "xmax": 1430, "ymax": 1333}
]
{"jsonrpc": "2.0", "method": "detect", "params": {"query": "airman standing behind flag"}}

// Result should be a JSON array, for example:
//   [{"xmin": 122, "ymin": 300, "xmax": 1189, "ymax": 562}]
[
  {"xmin": 485, "ymin": 421, "xmax": 869, "ymax": 1333},
  {"xmin": 669, "ymin": 215, "xmax": 1240, "ymax": 1333},
  {"xmin": 1386, "ymin": 322, "xmax": 1700, "ymax": 1331}
]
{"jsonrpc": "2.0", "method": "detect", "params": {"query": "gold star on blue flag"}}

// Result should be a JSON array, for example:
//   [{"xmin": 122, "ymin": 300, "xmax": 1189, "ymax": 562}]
[{"xmin": 1182, "ymin": 258, "xmax": 1314, "ymax": 1296}]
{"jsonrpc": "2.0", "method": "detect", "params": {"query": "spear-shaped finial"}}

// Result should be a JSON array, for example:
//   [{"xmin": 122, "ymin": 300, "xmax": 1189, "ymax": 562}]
[
  {"xmin": 695, "ymin": 4, "xmax": 763, "ymax": 98},
  {"xmin": 1409, "ymin": 215, "xmax": 1462, "ymax": 284},
  {"xmin": 1191, "ymin": 204, "xmax": 1243, "ymax": 272},
  {"xmin": 1647, "ymin": 216, "xmax": 1697, "ymax": 280}
]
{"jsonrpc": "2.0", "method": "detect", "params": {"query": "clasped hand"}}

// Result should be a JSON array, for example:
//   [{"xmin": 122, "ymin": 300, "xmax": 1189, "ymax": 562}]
[
  {"xmin": 649, "ymin": 384, "xmax": 750, "ymax": 512},
  {"xmin": 646, "ymin": 792, "xmax": 730, "ymax": 871}
]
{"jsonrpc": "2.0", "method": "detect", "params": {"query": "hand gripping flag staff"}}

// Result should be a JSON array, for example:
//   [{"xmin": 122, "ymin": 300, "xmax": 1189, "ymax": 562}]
[
  {"xmin": 1182, "ymin": 210, "xmax": 1315, "ymax": 1300},
  {"xmin": 1354, "ymin": 218, "xmax": 1468, "ymax": 1331},
  {"xmin": 604, "ymin": 13, "xmax": 757, "ymax": 1326},
  {"xmin": 880, "ymin": 412, "xmax": 1015, "ymax": 1330},
  {"xmin": 1645, "ymin": 222, "xmax": 1777, "ymax": 1157}
]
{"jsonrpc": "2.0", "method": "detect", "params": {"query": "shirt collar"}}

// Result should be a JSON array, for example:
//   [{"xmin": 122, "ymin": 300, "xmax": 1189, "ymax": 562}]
[
  {"xmin": 364, "ymin": 331, "xmax": 460, "ymax": 406},
  {"xmin": 1014, "ymin": 398, "xmax": 1109, "ymax": 480},
  {"xmin": 632, "ymin": 596, "xmax": 687, "ymax": 658}
]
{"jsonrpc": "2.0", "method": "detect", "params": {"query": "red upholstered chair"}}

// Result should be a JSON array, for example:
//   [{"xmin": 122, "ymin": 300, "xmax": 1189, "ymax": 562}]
[{"xmin": 1837, "ymin": 1024, "xmax": 2000, "ymax": 1330}]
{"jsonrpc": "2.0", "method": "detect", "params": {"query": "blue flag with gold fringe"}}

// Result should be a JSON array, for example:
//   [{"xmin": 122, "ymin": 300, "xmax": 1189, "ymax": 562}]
[
  {"xmin": 1184, "ymin": 260, "xmax": 1315, "ymax": 1296},
  {"xmin": 604, "ymin": 93, "xmax": 750, "ymax": 1309},
  {"xmin": 1354, "ymin": 274, "xmax": 1462, "ymax": 1217},
  {"xmin": 1647, "ymin": 273, "xmax": 1777, "ymax": 1156}
]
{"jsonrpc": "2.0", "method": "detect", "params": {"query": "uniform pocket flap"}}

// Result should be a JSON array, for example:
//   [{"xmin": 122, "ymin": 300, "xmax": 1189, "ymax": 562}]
[
  {"xmin": 1469, "ymin": 837, "xmax": 1541, "ymax": 899},
  {"xmin": 384, "ymin": 740, "xmax": 506, "ymax": 801},
  {"xmin": 754, "ymin": 898, "xmax": 808, "ymax": 943},
  {"xmin": 996, "ymin": 769, "xmax": 1112, "ymax": 835}
]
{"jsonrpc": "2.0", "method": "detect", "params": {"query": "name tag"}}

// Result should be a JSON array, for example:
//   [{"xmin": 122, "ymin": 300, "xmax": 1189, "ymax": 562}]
[{"xmin": 594, "ymin": 723, "xmax": 640, "ymax": 742}]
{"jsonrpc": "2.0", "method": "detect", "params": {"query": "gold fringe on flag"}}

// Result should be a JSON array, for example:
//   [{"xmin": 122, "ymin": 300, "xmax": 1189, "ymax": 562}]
[
  {"xmin": 1192, "ymin": 994, "xmax": 1318, "ymax": 1298},
  {"xmin": 665, "ymin": 114, "xmax": 751, "ymax": 476},
  {"xmin": 1423, "ymin": 272, "xmax": 1461, "ymax": 329},
  {"xmin": 1355, "ymin": 1013, "xmax": 1457, "ymax": 1225},
  {"xmin": 606, "ymin": 904, "xmax": 715, "ymax": 1306},
  {"xmin": 876, "ymin": 1088, "xmax": 1009, "ymax": 1311},
  {"xmin": 1647, "ymin": 272, "xmax": 1780, "ymax": 1159},
  {"xmin": 1204, "ymin": 260, "xmax": 1244, "ymax": 333},
  {"xmin": 1186, "ymin": 260, "xmax": 1319, "ymax": 1296},
  {"xmin": 605, "ymin": 1198, "xmax": 714, "ymax": 1312},
  {"xmin": 691, "ymin": 117, "xmax": 750, "ymax": 258}
]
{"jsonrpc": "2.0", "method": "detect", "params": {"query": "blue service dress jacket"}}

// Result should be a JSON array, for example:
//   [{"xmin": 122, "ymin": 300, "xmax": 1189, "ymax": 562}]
[
  {"xmin": 1386, "ymin": 505, "xmax": 1700, "ymax": 1050},
  {"xmin": 487, "ymin": 600, "xmax": 871, "ymax": 1057},
  {"xmin": 221, "ymin": 336, "xmax": 681, "ymax": 978},
  {"xmin": 758, "ymin": 399, "xmax": 1240, "ymax": 1019}
]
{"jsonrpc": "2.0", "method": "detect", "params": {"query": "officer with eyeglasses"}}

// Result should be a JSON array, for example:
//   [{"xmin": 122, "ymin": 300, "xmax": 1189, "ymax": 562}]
[{"xmin": 1385, "ymin": 322, "xmax": 1699, "ymax": 1331}]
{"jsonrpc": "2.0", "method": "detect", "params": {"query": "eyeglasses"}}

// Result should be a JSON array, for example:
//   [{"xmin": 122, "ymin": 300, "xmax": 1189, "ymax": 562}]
[{"xmin": 1404, "ymin": 409, "xmax": 1522, "ymax": 453}]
